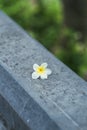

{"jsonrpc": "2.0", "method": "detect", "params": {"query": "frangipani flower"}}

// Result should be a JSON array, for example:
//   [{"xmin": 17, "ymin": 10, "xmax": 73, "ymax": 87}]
[{"xmin": 32, "ymin": 63, "xmax": 52, "ymax": 79}]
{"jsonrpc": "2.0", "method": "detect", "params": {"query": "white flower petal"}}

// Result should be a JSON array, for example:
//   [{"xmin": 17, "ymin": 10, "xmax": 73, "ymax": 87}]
[
  {"xmin": 46, "ymin": 69, "xmax": 52, "ymax": 75},
  {"xmin": 40, "ymin": 73, "xmax": 48, "ymax": 79},
  {"xmin": 33, "ymin": 64, "xmax": 39, "ymax": 71},
  {"xmin": 41, "ymin": 63, "xmax": 48, "ymax": 68},
  {"xmin": 32, "ymin": 72, "xmax": 39, "ymax": 79}
]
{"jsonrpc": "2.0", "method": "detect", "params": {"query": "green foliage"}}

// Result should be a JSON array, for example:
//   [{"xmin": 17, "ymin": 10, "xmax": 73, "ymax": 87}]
[
  {"xmin": 0, "ymin": 0, "xmax": 37, "ymax": 30},
  {"xmin": 0, "ymin": 0, "xmax": 87, "ymax": 80},
  {"xmin": 56, "ymin": 29, "xmax": 87, "ymax": 79}
]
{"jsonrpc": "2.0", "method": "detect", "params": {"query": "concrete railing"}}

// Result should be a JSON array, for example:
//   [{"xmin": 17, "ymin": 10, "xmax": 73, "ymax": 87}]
[
  {"xmin": 0, "ymin": 115, "xmax": 8, "ymax": 130},
  {"xmin": 0, "ymin": 11, "xmax": 87, "ymax": 130}
]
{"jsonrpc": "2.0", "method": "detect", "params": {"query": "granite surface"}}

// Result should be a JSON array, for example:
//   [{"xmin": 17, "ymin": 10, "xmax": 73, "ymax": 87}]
[
  {"xmin": 0, "ymin": 65, "xmax": 58, "ymax": 130},
  {"xmin": 0, "ymin": 11, "xmax": 87, "ymax": 130},
  {"xmin": 0, "ymin": 120, "xmax": 7, "ymax": 130}
]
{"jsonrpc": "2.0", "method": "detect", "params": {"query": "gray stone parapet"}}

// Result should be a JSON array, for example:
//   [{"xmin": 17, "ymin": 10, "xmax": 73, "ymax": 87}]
[{"xmin": 0, "ymin": 11, "xmax": 87, "ymax": 130}]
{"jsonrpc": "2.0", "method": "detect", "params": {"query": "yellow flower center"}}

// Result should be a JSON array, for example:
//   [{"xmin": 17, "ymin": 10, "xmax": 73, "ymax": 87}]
[{"xmin": 37, "ymin": 66, "xmax": 45, "ymax": 74}]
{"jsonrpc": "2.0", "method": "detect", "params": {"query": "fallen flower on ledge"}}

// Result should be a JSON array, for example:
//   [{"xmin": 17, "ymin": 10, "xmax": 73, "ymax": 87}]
[{"xmin": 32, "ymin": 63, "xmax": 52, "ymax": 79}]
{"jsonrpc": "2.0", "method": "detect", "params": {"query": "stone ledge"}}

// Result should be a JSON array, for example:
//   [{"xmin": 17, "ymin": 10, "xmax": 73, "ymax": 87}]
[
  {"xmin": 0, "ymin": 65, "xmax": 58, "ymax": 130},
  {"xmin": 0, "ymin": 11, "xmax": 14, "ymax": 26},
  {"xmin": 0, "ymin": 120, "xmax": 7, "ymax": 130},
  {"xmin": 0, "ymin": 11, "xmax": 87, "ymax": 130}
]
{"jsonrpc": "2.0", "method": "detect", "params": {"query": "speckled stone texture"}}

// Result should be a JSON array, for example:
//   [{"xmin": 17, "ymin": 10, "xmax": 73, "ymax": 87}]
[
  {"xmin": 0, "ymin": 65, "xmax": 59, "ymax": 130},
  {"xmin": 0, "ymin": 120, "xmax": 7, "ymax": 130},
  {"xmin": 0, "ymin": 11, "xmax": 87, "ymax": 130}
]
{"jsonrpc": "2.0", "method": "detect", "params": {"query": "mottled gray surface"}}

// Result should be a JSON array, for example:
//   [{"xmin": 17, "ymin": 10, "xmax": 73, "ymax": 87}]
[
  {"xmin": 0, "ymin": 65, "xmax": 59, "ymax": 130},
  {"xmin": 0, "ymin": 11, "xmax": 13, "ymax": 26},
  {"xmin": 0, "ymin": 121, "xmax": 7, "ymax": 130},
  {"xmin": 0, "ymin": 11, "xmax": 87, "ymax": 130}
]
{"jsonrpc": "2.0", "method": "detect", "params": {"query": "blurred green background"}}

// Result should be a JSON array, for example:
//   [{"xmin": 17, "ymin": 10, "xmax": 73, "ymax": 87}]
[{"xmin": 0, "ymin": 0, "xmax": 87, "ymax": 80}]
